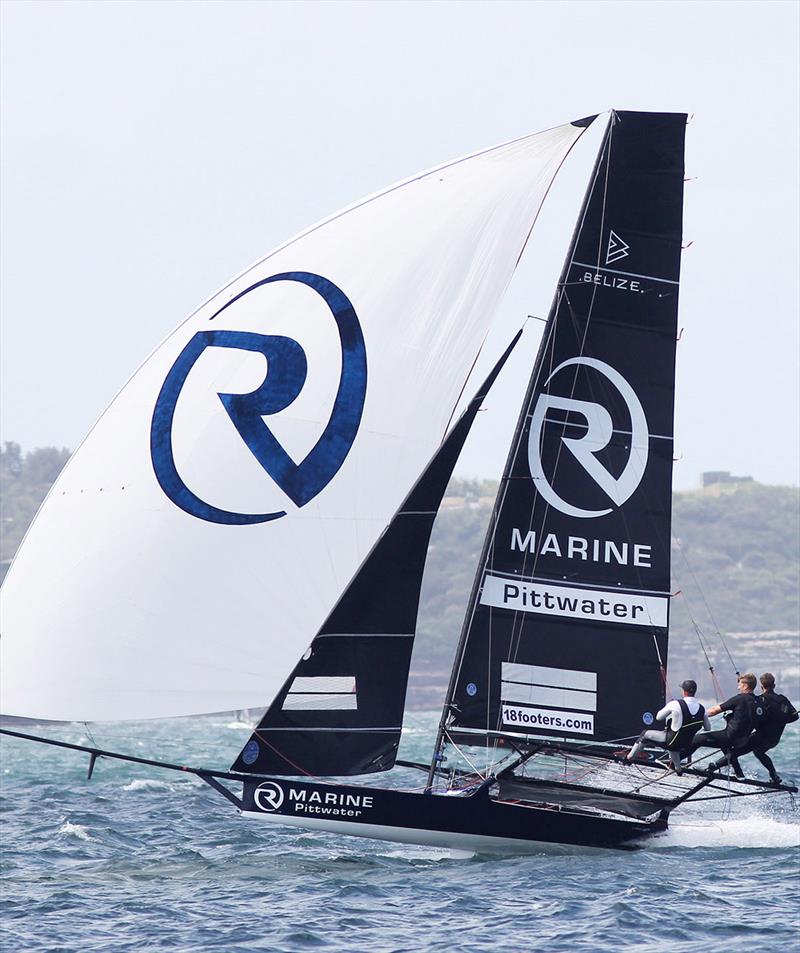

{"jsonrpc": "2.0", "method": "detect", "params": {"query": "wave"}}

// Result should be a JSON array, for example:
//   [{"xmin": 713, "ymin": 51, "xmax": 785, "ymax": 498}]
[
  {"xmin": 379, "ymin": 845, "xmax": 474, "ymax": 861},
  {"xmin": 651, "ymin": 814, "xmax": 800, "ymax": 849},
  {"xmin": 57, "ymin": 821, "xmax": 94, "ymax": 842},
  {"xmin": 122, "ymin": 778, "xmax": 172, "ymax": 792}
]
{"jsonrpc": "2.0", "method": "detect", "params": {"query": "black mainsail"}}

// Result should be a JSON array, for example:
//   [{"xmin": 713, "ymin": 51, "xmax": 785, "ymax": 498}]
[{"xmin": 439, "ymin": 111, "xmax": 686, "ymax": 754}]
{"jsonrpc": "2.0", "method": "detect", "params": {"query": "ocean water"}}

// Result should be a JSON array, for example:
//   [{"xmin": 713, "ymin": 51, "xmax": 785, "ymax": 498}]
[{"xmin": 1, "ymin": 713, "xmax": 798, "ymax": 952}]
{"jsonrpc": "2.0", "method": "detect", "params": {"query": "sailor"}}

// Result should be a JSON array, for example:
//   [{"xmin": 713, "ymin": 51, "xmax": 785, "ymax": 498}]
[
  {"xmin": 689, "ymin": 673, "xmax": 762, "ymax": 777},
  {"xmin": 623, "ymin": 679, "xmax": 710, "ymax": 774},
  {"xmin": 717, "ymin": 673, "xmax": 798, "ymax": 785}
]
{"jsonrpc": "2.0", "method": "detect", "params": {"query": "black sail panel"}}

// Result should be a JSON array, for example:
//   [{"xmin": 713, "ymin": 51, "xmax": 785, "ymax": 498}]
[
  {"xmin": 448, "ymin": 112, "xmax": 686, "ymax": 745},
  {"xmin": 231, "ymin": 335, "xmax": 520, "ymax": 775}
]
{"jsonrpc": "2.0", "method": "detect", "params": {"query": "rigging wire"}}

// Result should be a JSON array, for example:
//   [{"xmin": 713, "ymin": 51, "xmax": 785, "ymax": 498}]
[
  {"xmin": 82, "ymin": 722, "xmax": 99, "ymax": 750},
  {"xmin": 673, "ymin": 534, "xmax": 740, "ymax": 679},
  {"xmin": 649, "ymin": 629, "xmax": 668, "ymax": 687},
  {"xmin": 672, "ymin": 586, "xmax": 724, "ymax": 701},
  {"xmin": 442, "ymin": 729, "xmax": 488, "ymax": 784},
  {"xmin": 251, "ymin": 729, "xmax": 328, "ymax": 784}
]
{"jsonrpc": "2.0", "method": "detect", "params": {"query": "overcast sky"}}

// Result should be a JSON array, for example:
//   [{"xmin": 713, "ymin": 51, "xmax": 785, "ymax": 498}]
[{"xmin": 1, "ymin": 0, "xmax": 798, "ymax": 491}]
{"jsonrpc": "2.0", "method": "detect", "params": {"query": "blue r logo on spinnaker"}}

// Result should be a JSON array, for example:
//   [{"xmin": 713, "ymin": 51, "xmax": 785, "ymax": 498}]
[{"xmin": 150, "ymin": 272, "xmax": 367, "ymax": 525}]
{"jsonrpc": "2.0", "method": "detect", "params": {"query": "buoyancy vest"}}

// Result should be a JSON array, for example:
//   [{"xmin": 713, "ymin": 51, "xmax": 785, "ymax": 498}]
[
  {"xmin": 722, "ymin": 692, "xmax": 761, "ymax": 740},
  {"xmin": 726, "ymin": 694, "xmax": 768, "ymax": 747},
  {"xmin": 665, "ymin": 699, "xmax": 706, "ymax": 752},
  {"xmin": 755, "ymin": 692, "xmax": 799, "ymax": 745},
  {"xmin": 764, "ymin": 692, "xmax": 799, "ymax": 726},
  {"xmin": 747, "ymin": 693, "xmax": 768, "ymax": 733}
]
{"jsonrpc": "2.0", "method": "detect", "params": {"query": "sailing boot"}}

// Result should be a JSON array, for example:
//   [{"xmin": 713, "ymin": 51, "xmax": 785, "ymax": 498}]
[{"xmin": 707, "ymin": 753, "xmax": 742, "ymax": 778}]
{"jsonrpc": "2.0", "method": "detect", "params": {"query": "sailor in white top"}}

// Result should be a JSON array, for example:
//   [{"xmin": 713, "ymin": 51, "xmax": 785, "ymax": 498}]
[{"xmin": 625, "ymin": 680, "xmax": 711, "ymax": 772}]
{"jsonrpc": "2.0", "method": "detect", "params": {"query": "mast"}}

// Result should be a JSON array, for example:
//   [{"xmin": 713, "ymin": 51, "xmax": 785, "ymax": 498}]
[{"xmin": 426, "ymin": 115, "xmax": 615, "ymax": 790}]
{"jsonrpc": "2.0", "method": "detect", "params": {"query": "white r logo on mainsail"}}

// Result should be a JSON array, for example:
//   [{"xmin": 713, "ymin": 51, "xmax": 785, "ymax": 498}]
[{"xmin": 527, "ymin": 357, "xmax": 649, "ymax": 519}]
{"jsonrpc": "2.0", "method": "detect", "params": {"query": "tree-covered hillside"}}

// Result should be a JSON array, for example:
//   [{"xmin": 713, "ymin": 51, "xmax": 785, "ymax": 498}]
[
  {"xmin": 1, "ymin": 446, "xmax": 797, "ymax": 704},
  {"xmin": 0, "ymin": 443, "xmax": 70, "ymax": 571},
  {"xmin": 410, "ymin": 479, "xmax": 800, "ymax": 706},
  {"xmin": 670, "ymin": 483, "xmax": 799, "ymax": 635}
]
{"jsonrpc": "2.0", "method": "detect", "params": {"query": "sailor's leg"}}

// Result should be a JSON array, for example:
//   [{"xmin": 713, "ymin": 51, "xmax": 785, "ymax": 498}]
[
  {"xmin": 727, "ymin": 750, "xmax": 745, "ymax": 777},
  {"xmin": 689, "ymin": 729, "xmax": 728, "ymax": 755},
  {"xmin": 723, "ymin": 737, "xmax": 754, "ymax": 778},
  {"xmin": 627, "ymin": 730, "xmax": 667, "ymax": 761},
  {"xmin": 668, "ymin": 750, "xmax": 682, "ymax": 773},
  {"xmin": 726, "ymin": 754, "xmax": 744, "ymax": 778},
  {"xmin": 690, "ymin": 730, "xmax": 733, "ymax": 773},
  {"xmin": 752, "ymin": 745, "xmax": 781, "ymax": 784}
]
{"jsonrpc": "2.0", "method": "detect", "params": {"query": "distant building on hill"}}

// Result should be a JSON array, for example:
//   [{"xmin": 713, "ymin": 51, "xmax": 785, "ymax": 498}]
[{"xmin": 702, "ymin": 470, "xmax": 754, "ymax": 488}]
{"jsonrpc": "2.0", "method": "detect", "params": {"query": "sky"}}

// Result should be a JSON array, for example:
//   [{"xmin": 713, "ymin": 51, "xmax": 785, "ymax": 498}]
[{"xmin": 1, "ymin": 0, "xmax": 798, "ymax": 491}]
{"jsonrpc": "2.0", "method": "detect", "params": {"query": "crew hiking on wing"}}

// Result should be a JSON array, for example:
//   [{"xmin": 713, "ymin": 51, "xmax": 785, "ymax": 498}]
[
  {"xmin": 713, "ymin": 673, "xmax": 798, "ymax": 785},
  {"xmin": 689, "ymin": 673, "xmax": 763, "ymax": 778},
  {"xmin": 623, "ymin": 679, "xmax": 709, "ymax": 774}
]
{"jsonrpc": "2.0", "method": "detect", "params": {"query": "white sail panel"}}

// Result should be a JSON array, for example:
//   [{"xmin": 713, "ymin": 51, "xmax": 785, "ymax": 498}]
[{"xmin": 1, "ymin": 122, "xmax": 586, "ymax": 721}]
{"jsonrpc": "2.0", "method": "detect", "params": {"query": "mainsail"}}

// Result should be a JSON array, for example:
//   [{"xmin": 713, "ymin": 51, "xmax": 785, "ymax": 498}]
[
  {"xmin": 442, "ymin": 111, "xmax": 686, "ymax": 749},
  {"xmin": 0, "ymin": 120, "xmax": 591, "ymax": 721}
]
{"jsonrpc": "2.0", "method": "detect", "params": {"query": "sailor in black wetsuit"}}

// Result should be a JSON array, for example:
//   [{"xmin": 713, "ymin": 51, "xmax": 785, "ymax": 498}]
[
  {"xmin": 624, "ymin": 679, "xmax": 710, "ymax": 773},
  {"xmin": 721, "ymin": 673, "xmax": 798, "ymax": 784},
  {"xmin": 689, "ymin": 673, "xmax": 761, "ymax": 777}
]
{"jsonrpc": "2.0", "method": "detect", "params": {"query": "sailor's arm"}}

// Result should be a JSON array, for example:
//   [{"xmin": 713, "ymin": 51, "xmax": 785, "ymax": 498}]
[
  {"xmin": 656, "ymin": 701, "xmax": 677, "ymax": 727},
  {"xmin": 706, "ymin": 696, "xmax": 735, "ymax": 719}
]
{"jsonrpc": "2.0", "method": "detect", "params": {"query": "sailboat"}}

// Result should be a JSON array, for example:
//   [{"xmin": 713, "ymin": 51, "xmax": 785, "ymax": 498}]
[{"xmin": 1, "ymin": 110, "xmax": 793, "ymax": 852}]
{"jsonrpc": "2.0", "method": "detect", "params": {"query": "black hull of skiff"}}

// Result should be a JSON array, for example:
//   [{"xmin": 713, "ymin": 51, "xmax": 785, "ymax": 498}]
[{"xmin": 240, "ymin": 778, "xmax": 667, "ymax": 852}]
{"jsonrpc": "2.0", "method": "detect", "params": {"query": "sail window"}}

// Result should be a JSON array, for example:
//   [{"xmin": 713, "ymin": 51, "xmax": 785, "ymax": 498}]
[
  {"xmin": 501, "ymin": 663, "xmax": 597, "ymax": 712},
  {"xmin": 282, "ymin": 676, "xmax": 358, "ymax": 711}
]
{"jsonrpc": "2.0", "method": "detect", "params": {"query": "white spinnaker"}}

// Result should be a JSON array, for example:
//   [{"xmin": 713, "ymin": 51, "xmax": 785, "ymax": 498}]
[{"xmin": 1, "ymin": 121, "xmax": 586, "ymax": 721}]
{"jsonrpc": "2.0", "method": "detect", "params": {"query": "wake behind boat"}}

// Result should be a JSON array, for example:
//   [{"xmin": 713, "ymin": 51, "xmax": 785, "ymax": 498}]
[{"xmin": 1, "ymin": 110, "xmax": 794, "ymax": 852}]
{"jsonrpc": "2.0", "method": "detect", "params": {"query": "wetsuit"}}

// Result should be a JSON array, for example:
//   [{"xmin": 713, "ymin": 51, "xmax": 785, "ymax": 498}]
[
  {"xmin": 728, "ymin": 691, "xmax": 798, "ymax": 783},
  {"xmin": 689, "ymin": 691, "xmax": 758, "ymax": 775},
  {"xmin": 627, "ymin": 697, "xmax": 710, "ymax": 771}
]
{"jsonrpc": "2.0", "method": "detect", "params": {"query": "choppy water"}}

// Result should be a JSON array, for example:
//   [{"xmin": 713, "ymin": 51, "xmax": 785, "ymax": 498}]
[{"xmin": 2, "ymin": 713, "xmax": 798, "ymax": 952}]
